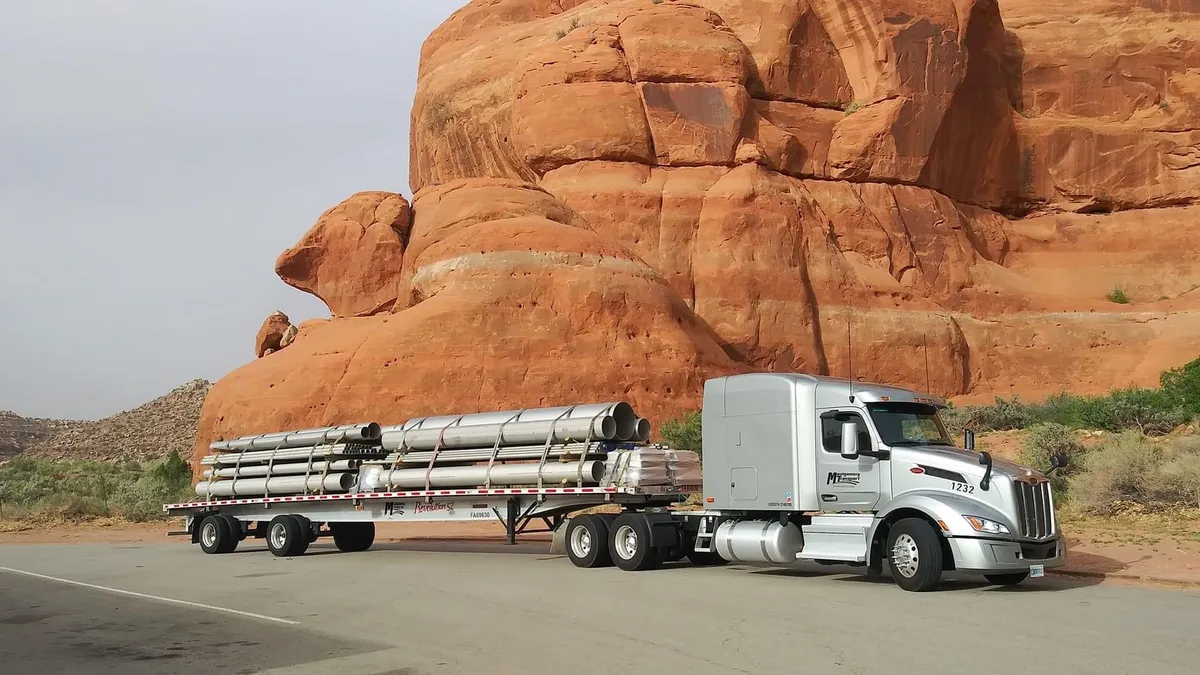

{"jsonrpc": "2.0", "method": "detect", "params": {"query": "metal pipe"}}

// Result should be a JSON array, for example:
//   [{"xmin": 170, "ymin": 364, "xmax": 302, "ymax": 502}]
[
  {"xmin": 633, "ymin": 418, "xmax": 651, "ymax": 442},
  {"xmin": 194, "ymin": 472, "xmax": 355, "ymax": 497},
  {"xmin": 199, "ymin": 443, "xmax": 387, "ymax": 466},
  {"xmin": 381, "ymin": 442, "xmax": 609, "ymax": 465},
  {"xmin": 381, "ymin": 402, "xmax": 640, "ymax": 443},
  {"xmin": 381, "ymin": 417, "xmax": 617, "ymax": 452},
  {"xmin": 360, "ymin": 461, "xmax": 606, "ymax": 490},
  {"xmin": 208, "ymin": 423, "xmax": 382, "ymax": 452},
  {"xmin": 201, "ymin": 459, "xmax": 360, "ymax": 479}
]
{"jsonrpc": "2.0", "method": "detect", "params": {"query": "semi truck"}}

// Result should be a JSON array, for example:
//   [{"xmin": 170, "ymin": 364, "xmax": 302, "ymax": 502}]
[{"xmin": 165, "ymin": 373, "xmax": 1066, "ymax": 592}]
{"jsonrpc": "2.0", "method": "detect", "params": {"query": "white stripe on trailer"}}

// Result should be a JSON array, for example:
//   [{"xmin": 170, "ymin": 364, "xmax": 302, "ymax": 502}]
[{"xmin": 163, "ymin": 486, "xmax": 620, "ymax": 511}]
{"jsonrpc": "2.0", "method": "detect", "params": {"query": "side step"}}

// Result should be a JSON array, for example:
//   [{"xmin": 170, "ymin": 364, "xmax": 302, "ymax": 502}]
[{"xmin": 795, "ymin": 514, "xmax": 874, "ymax": 563}]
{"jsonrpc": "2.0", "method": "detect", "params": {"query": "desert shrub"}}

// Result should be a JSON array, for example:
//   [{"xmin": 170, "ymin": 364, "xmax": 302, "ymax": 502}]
[
  {"xmin": 1106, "ymin": 287, "xmax": 1129, "ymax": 304},
  {"xmin": 1160, "ymin": 356, "xmax": 1200, "ymax": 415},
  {"xmin": 948, "ymin": 395, "xmax": 1034, "ymax": 432},
  {"xmin": 1019, "ymin": 423, "xmax": 1083, "ymax": 493},
  {"xmin": 1068, "ymin": 433, "xmax": 1200, "ymax": 514},
  {"xmin": 0, "ymin": 452, "xmax": 192, "ymax": 523},
  {"xmin": 659, "ymin": 410, "xmax": 702, "ymax": 457}
]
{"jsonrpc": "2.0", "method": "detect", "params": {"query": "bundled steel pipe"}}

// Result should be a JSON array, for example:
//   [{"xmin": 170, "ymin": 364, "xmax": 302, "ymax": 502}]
[
  {"xmin": 381, "ymin": 442, "xmax": 608, "ymax": 465},
  {"xmin": 360, "ymin": 460, "xmax": 606, "ymax": 490},
  {"xmin": 194, "ymin": 472, "xmax": 355, "ymax": 497},
  {"xmin": 199, "ymin": 442, "xmax": 386, "ymax": 466},
  {"xmin": 381, "ymin": 417, "xmax": 617, "ymax": 452},
  {"xmin": 201, "ymin": 459, "xmax": 360, "ymax": 479},
  {"xmin": 633, "ymin": 418, "xmax": 651, "ymax": 442},
  {"xmin": 381, "ymin": 402, "xmax": 639, "ymax": 447},
  {"xmin": 208, "ymin": 423, "xmax": 382, "ymax": 452}
]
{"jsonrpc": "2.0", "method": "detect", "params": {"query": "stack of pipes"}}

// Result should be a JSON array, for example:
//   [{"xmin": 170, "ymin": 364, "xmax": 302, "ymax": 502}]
[
  {"xmin": 195, "ymin": 423, "xmax": 386, "ymax": 498},
  {"xmin": 358, "ymin": 402, "xmax": 656, "ymax": 491}
]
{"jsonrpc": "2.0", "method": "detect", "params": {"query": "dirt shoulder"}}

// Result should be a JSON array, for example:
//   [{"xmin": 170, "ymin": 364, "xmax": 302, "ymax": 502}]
[{"xmin": 3, "ymin": 515, "xmax": 1196, "ymax": 588}]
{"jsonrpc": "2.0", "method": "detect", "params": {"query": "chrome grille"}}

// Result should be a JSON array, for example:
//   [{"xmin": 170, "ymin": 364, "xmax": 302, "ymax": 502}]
[{"xmin": 1012, "ymin": 479, "xmax": 1054, "ymax": 539}]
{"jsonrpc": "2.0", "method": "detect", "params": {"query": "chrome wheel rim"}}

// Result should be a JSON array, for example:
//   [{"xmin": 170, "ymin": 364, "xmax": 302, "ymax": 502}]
[
  {"xmin": 614, "ymin": 524, "xmax": 638, "ymax": 560},
  {"xmin": 201, "ymin": 521, "xmax": 217, "ymax": 548},
  {"xmin": 892, "ymin": 533, "xmax": 920, "ymax": 578},
  {"xmin": 570, "ymin": 524, "xmax": 592, "ymax": 559},
  {"xmin": 270, "ymin": 522, "xmax": 289, "ymax": 550}
]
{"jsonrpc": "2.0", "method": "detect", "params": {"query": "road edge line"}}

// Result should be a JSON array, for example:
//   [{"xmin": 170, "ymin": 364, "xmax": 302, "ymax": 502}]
[{"xmin": 0, "ymin": 565, "xmax": 300, "ymax": 625}]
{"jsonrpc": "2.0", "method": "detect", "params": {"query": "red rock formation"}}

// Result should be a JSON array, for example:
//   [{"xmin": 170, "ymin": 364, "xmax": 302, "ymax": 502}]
[
  {"xmin": 254, "ymin": 311, "xmax": 292, "ymax": 358},
  {"xmin": 275, "ymin": 191, "xmax": 411, "ymax": 317},
  {"xmin": 197, "ymin": 0, "xmax": 1200, "ymax": 462}
]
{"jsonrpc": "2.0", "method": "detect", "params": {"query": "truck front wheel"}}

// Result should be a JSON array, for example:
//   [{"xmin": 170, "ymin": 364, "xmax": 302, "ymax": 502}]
[{"xmin": 886, "ymin": 518, "xmax": 944, "ymax": 592}]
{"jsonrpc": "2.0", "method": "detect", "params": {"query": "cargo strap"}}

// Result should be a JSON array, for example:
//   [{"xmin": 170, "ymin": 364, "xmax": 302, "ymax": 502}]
[
  {"xmin": 574, "ymin": 407, "xmax": 610, "ymax": 488},
  {"xmin": 422, "ymin": 416, "xmax": 465, "ymax": 502},
  {"xmin": 483, "ymin": 411, "xmax": 524, "ymax": 489},
  {"xmin": 535, "ymin": 407, "xmax": 577, "ymax": 491}
]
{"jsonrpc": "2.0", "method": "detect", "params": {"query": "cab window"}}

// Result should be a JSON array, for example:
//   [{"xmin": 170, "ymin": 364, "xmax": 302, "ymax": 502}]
[{"xmin": 820, "ymin": 412, "xmax": 871, "ymax": 453}]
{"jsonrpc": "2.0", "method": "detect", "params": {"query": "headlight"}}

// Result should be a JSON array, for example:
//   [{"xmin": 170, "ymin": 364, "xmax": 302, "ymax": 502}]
[{"xmin": 963, "ymin": 515, "xmax": 1010, "ymax": 534}]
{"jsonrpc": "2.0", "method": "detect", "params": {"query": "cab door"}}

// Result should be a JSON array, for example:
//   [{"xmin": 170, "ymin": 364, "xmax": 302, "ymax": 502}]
[{"xmin": 814, "ymin": 409, "xmax": 883, "ymax": 511}]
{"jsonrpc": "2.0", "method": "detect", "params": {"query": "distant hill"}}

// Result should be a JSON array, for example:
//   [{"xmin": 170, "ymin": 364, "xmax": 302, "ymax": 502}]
[
  {"xmin": 5, "ymin": 379, "xmax": 212, "ymax": 463},
  {"xmin": 0, "ymin": 411, "xmax": 83, "ymax": 460}
]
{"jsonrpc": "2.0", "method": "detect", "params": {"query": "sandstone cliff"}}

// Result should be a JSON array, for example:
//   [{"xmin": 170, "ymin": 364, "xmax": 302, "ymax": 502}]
[{"xmin": 195, "ymin": 0, "xmax": 1200, "ymax": 461}]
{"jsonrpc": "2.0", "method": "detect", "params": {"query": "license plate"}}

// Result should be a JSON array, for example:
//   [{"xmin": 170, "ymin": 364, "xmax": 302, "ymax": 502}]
[{"xmin": 1029, "ymin": 564, "xmax": 1045, "ymax": 578}]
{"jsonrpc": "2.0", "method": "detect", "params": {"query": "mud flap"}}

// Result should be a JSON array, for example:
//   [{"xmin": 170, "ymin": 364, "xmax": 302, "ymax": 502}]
[{"xmin": 549, "ymin": 518, "xmax": 568, "ymax": 555}]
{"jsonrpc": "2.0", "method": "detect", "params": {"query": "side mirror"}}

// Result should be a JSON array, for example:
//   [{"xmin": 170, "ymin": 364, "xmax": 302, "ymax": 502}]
[
  {"xmin": 1050, "ymin": 453, "xmax": 1070, "ymax": 470},
  {"xmin": 964, "ymin": 429, "xmax": 975, "ymax": 451},
  {"xmin": 840, "ymin": 421, "xmax": 859, "ymax": 459}
]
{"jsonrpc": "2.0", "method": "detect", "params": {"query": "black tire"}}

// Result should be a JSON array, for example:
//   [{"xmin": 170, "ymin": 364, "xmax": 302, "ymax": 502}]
[
  {"xmin": 331, "ymin": 522, "xmax": 376, "ymax": 553},
  {"xmin": 218, "ymin": 515, "xmax": 242, "ymax": 553},
  {"xmin": 608, "ymin": 513, "xmax": 662, "ymax": 571},
  {"xmin": 664, "ymin": 530, "xmax": 693, "ymax": 562},
  {"xmin": 266, "ymin": 515, "xmax": 308, "ymax": 557},
  {"xmin": 198, "ymin": 515, "xmax": 233, "ymax": 555},
  {"xmin": 564, "ymin": 515, "xmax": 613, "ymax": 568},
  {"xmin": 686, "ymin": 550, "xmax": 729, "ymax": 567},
  {"xmin": 886, "ymin": 518, "xmax": 944, "ymax": 592},
  {"xmin": 984, "ymin": 571, "xmax": 1029, "ymax": 586}
]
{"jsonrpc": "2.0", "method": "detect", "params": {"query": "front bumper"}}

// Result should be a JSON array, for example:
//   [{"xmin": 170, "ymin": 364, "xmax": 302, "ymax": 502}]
[{"xmin": 947, "ymin": 535, "xmax": 1065, "ymax": 573}]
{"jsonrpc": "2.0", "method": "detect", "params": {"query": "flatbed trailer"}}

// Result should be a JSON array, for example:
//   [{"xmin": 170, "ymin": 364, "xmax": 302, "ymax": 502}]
[{"xmin": 164, "ymin": 483, "xmax": 701, "ymax": 558}]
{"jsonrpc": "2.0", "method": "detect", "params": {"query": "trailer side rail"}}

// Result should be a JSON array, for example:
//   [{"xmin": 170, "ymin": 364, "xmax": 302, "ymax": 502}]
[{"xmin": 164, "ymin": 483, "xmax": 700, "ymax": 514}]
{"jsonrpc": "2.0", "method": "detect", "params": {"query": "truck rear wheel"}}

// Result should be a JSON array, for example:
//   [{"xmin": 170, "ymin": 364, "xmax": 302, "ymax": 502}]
[
  {"xmin": 198, "ymin": 515, "xmax": 235, "ymax": 555},
  {"xmin": 266, "ymin": 515, "xmax": 309, "ymax": 557},
  {"xmin": 565, "ymin": 515, "xmax": 613, "ymax": 568},
  {"xmin": 886, "ymin": 518, "xmax": 944, "ymax": 592},
  {"xmin": 609, "ymin": 513, "xmax": 662, "ymax": 571},
  {"xmin": 331, "ymin": 522, "xmax": 375, "ymax": 552}
]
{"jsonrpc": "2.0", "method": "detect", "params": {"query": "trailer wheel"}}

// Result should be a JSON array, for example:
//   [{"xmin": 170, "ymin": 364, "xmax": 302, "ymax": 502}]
[
  {"xmin": 886, "ymin": 518, "xmax": 943, "ymax": 592},
  {"xmin": 565, "ymin": 515, "xmax": 612, "ymax": 568},
  {"xmin": 331, "ymin": 522, "xmax": 375, "ymax": 553},
  {"xmin": 218, "ymin": 515, "xmax": 242, "ymax": 553},
  {"xmin": 266, "ymin": 515, "xmax": 308, "ymax": 557},
  {"xmin": 609, "ymin": 513, "xmax": 662, "ymax": 571},
  {"xmin": 198, "ymin": 515, "xmax": 234, "ymax": 555}
]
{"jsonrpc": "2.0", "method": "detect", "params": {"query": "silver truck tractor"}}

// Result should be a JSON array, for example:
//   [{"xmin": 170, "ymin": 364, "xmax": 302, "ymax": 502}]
[{"xmin": 649, "ymin": 373, "xmax": 1066, "ymax": 591}]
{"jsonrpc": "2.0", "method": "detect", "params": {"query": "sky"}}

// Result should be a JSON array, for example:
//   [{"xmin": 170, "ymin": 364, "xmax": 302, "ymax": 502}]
[{"xmin": 0, "ymin": 1, "xmax": 464, "ymax": 419}]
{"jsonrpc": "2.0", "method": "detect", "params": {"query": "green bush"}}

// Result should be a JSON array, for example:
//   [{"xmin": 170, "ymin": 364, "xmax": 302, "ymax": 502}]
[
  {"xmin": 659, "ymin": 410, "xmax": 702, "ymax": 457},
  {"xmin": 1019, "ymin": 423, "xmax": 1083, "ymax": 493},
  {"xmin": 1160, "ymin": 357, "xmax": 1200, "ymax": 415},
  {"xmin": 0, "ymin": 451, "xmax": 193, "ymax": 523},
  {"xmin": 1068, "ymin": 433, "xmax": 1200, "ymax": 514}
]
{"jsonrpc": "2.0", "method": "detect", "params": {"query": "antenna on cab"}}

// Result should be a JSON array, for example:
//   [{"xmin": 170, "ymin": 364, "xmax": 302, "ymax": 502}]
[{"xmin": 847, "ymin": 319, "xmax": 854, "ymax": 403}]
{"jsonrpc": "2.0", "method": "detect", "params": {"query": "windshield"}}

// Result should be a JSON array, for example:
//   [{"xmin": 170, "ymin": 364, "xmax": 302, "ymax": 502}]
[{"xmin": 866, "ymin": 402, "xmax": 954, "ymax": 446}]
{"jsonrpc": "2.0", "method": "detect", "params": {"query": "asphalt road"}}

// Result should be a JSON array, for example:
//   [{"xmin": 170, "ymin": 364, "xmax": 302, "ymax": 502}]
[{"xmin": 1, "ymin": 538, "xmax": 1198, "ymax": 675}]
